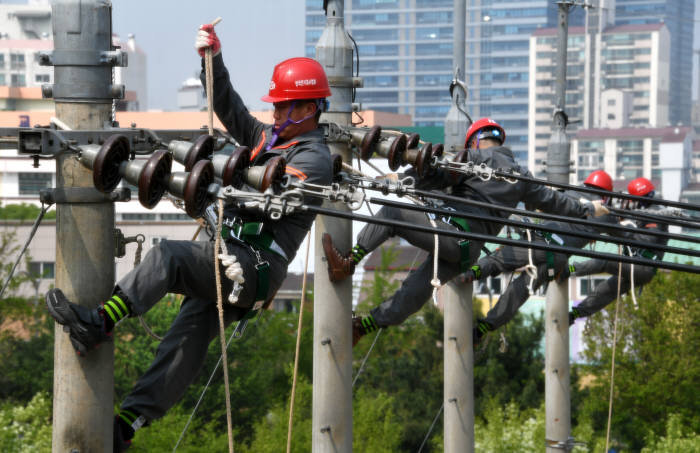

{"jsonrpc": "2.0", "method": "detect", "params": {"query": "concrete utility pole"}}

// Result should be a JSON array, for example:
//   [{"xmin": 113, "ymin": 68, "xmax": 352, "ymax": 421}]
[
  {"xmin": 442, "ymin": 1, "xmax": 475, "ymax": 452},
  {"xmin": 545, "ymin": 2, "xmax": 573, "ymax": 452},
  {"xmin": 312, "ymin": 1, "xmax": 355, "ymax": 451},
  {"xmin": 43, "ymin": 1, "xmax": 125, "ymax": 451}
]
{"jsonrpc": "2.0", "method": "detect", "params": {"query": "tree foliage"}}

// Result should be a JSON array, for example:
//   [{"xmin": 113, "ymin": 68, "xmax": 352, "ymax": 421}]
[{"xmin": 0, "ymin": 203, "xmax": 55, "ymax": 221}]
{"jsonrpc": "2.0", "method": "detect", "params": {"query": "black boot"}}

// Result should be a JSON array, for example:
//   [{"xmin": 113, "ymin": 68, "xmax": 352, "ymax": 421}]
[
  {"xmin": 113, "ymin": 415, "xmax": 134, "ymax": 453},
  {"xmin": 45, "ymin": 288, "xmax": 112, "ymax": 356}
]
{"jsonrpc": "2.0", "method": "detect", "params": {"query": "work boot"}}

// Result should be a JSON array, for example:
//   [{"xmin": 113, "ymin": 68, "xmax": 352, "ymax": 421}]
[
  {"xmin": 322, "ymin": 233, "xmax": 355, "ymax": 283},
  {"xmin": 113, "ymin": 415, "xmax": 133, "ymax": 453},
  {"xmin": 352, "ymin": 315, "xmax": 379, "ymax": 347},
  {"xmin": 45, "ymin": 288, "xmax": 112, "ymax": 356}
]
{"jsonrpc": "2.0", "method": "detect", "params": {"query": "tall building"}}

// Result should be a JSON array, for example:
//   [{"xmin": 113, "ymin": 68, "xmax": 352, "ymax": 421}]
[
  {"xmin": 615, "ymin": 0, "xmax": 695, "ymax": 126},
  {"xmin": 528, "ymin": 23, "xmax": 670, "ymax": 179},
  {"xmin": 0, "ymin": 3, "xmax": 147, "ymax": 111},
  {"xmin": 305, "ymin": 0, "xmax": 565, "ymax": 166}
]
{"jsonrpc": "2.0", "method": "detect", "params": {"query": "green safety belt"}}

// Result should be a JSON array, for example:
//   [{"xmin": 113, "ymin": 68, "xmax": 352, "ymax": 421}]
[
  {"xmin": 540, "ymin": 231, "xmax": 563, "ymax": 281},
  {"xmin": 448, "ymin": 217, "xmax": 471, "ymax": 273}
]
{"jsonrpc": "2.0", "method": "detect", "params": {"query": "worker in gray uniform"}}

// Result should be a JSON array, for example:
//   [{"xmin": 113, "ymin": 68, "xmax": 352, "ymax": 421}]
[
  {"xmin": 470, "ymin": 170, "xmax": 623, "ymax": 346},
  {"xmin": 569, "ymin": 177, "xmax": 667, "ymax": 324},
  {"xmin": 45, "ymin": 23, "xmax": 333, "ymax": 452},
  {"xmin": 323, "ymin": 118, "xmax": 610, "ymax": 346}
]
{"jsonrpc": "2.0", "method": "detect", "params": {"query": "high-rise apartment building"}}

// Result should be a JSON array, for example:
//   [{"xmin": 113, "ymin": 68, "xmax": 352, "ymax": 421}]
[
  {"xmin": 528, "ymin": 23, "xmax": 670, "ymax": 179},
  {"xmin": 305, "ymin": 0, "xmax": 566, "ymax": 165},
  {"xmin": 615, "ymin": 0, "xmax": 695, "ymax": 126}
]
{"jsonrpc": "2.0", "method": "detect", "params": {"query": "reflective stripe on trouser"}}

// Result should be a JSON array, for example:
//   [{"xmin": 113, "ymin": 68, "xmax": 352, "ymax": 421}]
[
  {"xmin": 356, "ymin": 205, "xmax": 465, "ymax": 265},
  {"xmin": 116, "ymin": 239, "xmax": 287, "ymax": 422},
  {"xmin": 370, "ymin": 241, "xmax": 482, "ymax": 327},
  {"xmin": 573, "ymin": 260, "xmax": 657, "ymax": 318}
]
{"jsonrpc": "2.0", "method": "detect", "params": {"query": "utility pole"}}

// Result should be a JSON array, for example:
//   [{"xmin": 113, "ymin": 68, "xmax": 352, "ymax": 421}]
[
  {"xmin": 442, "ymin": 1, "xmax": 474, "ymax": 451},
  {"xmin": 545, "ymin": 2, "xmax": 573, "ymax": 452},
  {"xmin": 42, "ymin": 1, "xmax": 126, "ymax": 451},
  {"xmin": 312, "ymin": 1, "xmax": 355, "ymax": 451}
]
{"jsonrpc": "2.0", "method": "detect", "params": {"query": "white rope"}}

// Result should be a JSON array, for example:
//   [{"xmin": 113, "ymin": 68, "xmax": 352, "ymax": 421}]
[
  {"xmin": 605, "ymin": 245, "xmax": 624, "ymax": 453},
  {"xmin": 352, "ymin": 328, "xmax": 383, "ymax": 388},
  {"xmin": 627, "ymin": 246, "xmax": 638, "ymax": 308},
  {"xmin": 523, "ymin": 229, "xmax": 538, "ymax": 295},
  {"xmin": 286, "ymin": 231, "xmax": 312, "ymax": 453}
]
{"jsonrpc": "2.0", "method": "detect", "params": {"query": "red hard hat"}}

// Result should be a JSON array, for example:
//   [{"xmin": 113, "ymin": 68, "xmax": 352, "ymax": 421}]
[
  {"xmin": 583, "ymin": 170, "xmax": 613, "ymax": 191},
  {"xmin": 464, "ymin": 118, "xmax": 506, "ymax": 148},
  {"xmin": 261, "ymin": 57, "xmax": 332, "ymax": 103},
  {"xmin": 628, "ymin": 177, "xmax": 654, "ymax": 196}
]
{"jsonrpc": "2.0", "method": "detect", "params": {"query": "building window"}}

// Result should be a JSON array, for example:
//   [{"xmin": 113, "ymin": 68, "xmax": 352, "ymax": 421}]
[
  {"xmin": 29, "ymin": 261, "xmax": 55, "ymax": 279},
  {"xmin": 35, "ymin": 74, "xmax": 50, "ymax": 83},
  {"xmin": 10, "ymin": 53, "xmax": 25, "ymax": 70},
  {"xmin": 0, "ymin": 54, "xmax": 4, "ymax": 69},
  {"xmin": 608, "ymin": 99, "xmax": 616, "ymax": 106},
  {"xmin": 160, "ymin": 213, "xmax": 191, "ymax": 221},
  {"xmin": 151, "ymin": 237, "xmax": 168, "ymax": 246},
  {"xmin": 0, "ymin": 74, "xmax": 5, "ymax": 85},
  {"xmin": 18, "ymin": 172, "xmax": 52, "ymax": 195},
  {"xmin": 10, "ymin": 74, "xmax": 26, "ymax": 87},
  {"xmin": 122, "ymin": 213, "xmax": 157, "ymax": 221},
  {"xmin": 608, "ymin": 113, "xmax": 616, "ymax": 120},
  {"xmin": 579, "ymin": 277, "xmax": 607, "ymax": 297}
]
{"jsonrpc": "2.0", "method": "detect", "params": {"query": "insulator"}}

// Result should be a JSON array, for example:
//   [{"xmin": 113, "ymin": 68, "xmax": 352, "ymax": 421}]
[
  {"xmin": 212, "ymin": 146, "xmax": 251, "ymax": 188},
  {"xmin": 374, "ymin": 134, "xmax": 407, "ymax": 171},
  {"xmin": 167, "ymin": 134, "xmax": 215, "ymax": 171},
  {"xmin": 404, "ymin": 142, "xmax": 435, "ymax": 178},
  {"xmin": 432, "ymin": 143, "xmax": 444, "ymax": 158},
  {"xmin": 453, "ymin": 149, "xmax": 469, "ymax": 164},
  {"xmin": 405, "ymin": 133, "xmax": 420, "ymax": 149},
  {"xmin": 347, "ymin": 125, "xmax": 381, "ymax": 160},
  {"xmin": 244, "ymin": 156, "xmax": 286, "ymax": 192},
  {"xmin": 121, "ymin": 150, "xmax": 173, "ymax": 209},
  {"xmin": 78, "ymin": 134, "xmax": 131, "ymax": 192},
  {"xmin": 166, "ymin": 159, "xmax": 214, "ymax": 218}
]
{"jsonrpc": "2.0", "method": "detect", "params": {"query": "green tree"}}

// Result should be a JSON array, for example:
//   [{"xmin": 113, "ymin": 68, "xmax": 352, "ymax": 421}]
[
  {"xmin": 577, "ymin": 271, "xmax": 700, "ymax": 451},
  {"xmin": 0, "ymin": 203, "xmax": 55, "ymax": 221},
  {"xmin": 0, "ymin": 392, "xmax": 52, "ymax": 453}
]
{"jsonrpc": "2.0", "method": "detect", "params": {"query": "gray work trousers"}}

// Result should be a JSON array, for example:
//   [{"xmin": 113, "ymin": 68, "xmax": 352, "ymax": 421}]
[
  {"xmin": 363, "ymin": 206, "xmax": 483, "ymax": 326},
  {"xmin": 573, "ymin": 259, "xmax": 656, "ymax": 317},
  {"xmin": 116, "ymin": 239, "xmax": 287, "ymax": 423},
  {"xmin": 480, "ymin": 240, "xmax": 568, "ymax": 329}
]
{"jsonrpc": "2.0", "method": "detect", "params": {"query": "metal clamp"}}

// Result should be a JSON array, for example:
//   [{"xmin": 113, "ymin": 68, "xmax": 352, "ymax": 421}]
[
  {"xmin": 351, "ymin": 174, "xmax": 415, "ymax": 197},
  {"xmin": 217, "ymin": 186, "xmax": 305, "ymax": 220},
  {"xmin": 114, "ymin": 230, "xmax": 145, "ymax": 258},
  {"xmin": 281, "ymin": 176, "xmax": 365, "ymax": 210},
  {"xmin": 545, "ymin": 437, "xmax": 586, "ymax": 451}
]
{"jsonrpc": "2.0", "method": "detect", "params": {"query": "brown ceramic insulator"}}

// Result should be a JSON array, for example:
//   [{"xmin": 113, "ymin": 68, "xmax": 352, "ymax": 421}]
[
  {"xmin": 221, "ymin": 146, "xmax": 251, "ymax": 188},
  {"xmin": 331, "ymin": 154, "xmax": 343, "ymax": 177},
  {"xmin": 432, "ymin": 143, "xmax": 444, "ymax": 158},
  {"xmin": 138, "ymin": 150, "xmax": 172, "ymax": 209},
  {"xmin": 92, "ymin": 134, "xmax": 130, "ymax": 192},
  {"xmin": 359, "ymin": 125, "xmax": 382, "ymax": 161},
  {"xmin": 385, "ymin": 134, "xmax": 407, "ymax": 171},
  {"xmin": 259, "ymin": 156, "xmax": 286, "ymax": 192},
  {"xmin": 183, "ymin": 134, "xmax": 215, "ymax": 171},
  {"xmin": 182, "ymin": 159, "xmax": 214, "ymax": 218},
  {"xmin": 405, "ymin": 132, "xmax": 420, "ymax": 149}
]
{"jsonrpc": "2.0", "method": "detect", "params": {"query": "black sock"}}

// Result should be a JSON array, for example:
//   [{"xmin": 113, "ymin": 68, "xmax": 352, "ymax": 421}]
[
  {"xmin": 351, "ymin": 244, "xmax": 368, "ymax": 264},
  {"xmin": 116, "ymin": 408, "xmax": 143, "ymax": 441}
]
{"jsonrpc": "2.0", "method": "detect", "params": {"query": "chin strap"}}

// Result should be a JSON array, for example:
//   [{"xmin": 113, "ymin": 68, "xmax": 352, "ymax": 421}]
[{"xmin": 266, "ymin": 99, "xmax": 324, "ymax": 150}]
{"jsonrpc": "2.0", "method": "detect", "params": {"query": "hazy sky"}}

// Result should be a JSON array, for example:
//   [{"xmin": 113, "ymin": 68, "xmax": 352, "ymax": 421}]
[{"xmin": 111, "ymin": 0, "xmax": 307, "ymax": 111}]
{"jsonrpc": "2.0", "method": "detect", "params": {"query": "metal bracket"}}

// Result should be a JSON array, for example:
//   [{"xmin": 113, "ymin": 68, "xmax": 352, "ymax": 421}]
[
  {"xmin": 545, "ymin": 436, "xmax": 586, "ymax": 451},
  {"xmin": 39, "ymin": 49, "xmax": 128, "ymax": 67},
  {"xmin": 217, "ymin": 186, "xmax": 305, "ymax": 220},
  {"xmin": 114, "ymin": 229, "xmax": 145, "ymax": 258},
  {"xmin": 281, "ymin": 176, "xmax": 365, "ymax": 210},
  {"xmin": 39, "ymin": 187, "xmax": 131, "ymax": 204},
  {"xmin": 0, "ymin": 127, "xmax": 232, "ymax": 157}
]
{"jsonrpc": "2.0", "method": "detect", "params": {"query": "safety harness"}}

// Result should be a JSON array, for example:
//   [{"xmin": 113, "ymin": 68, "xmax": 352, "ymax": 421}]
[
  {"xmin": 444, "ymin": 215, "xmax": 472, "ymax": 273},
  {"xmin": 537, "ymin": 231, "xmax": 565, "ymax": 280}
]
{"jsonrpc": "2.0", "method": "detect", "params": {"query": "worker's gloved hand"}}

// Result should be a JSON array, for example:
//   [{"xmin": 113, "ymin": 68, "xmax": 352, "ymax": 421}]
[
  {"xmin": 195, "ymin": 24, "xmax": 221, "ymax": 58},
  {"xmin": 591, "ymin": 200, "xmax": 609, "ymax": 217},
  {"xmin": 218, "ymin": 253, "xmax": 245, "ymax": 284}
]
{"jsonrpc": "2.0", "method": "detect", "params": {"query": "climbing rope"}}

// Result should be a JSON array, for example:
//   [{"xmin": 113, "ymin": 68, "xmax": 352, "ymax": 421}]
[
  {"xmin": 605, "ymin": 245, "xmax": 624, "ymax": 453},
  {"xmin": 523, "ymin": 229, "xmax": 538, "ymax": 295},
  {"xmin": 0, "ymin": 202, "xmax": 52, "ymax": 300},
  {"xmin": 172, "ymin": 323, "xmax": 240, "ymax": 453},
  {"xmin": 352, "ymin": 328, "xmax": 382, "ymax": 388},
  {"xmin": 417, "ymin": 402, "xmax": 444, "ymax": 453},
  {"xmin": 286, "ymin": 231, "xmax": 312, "ymax": 453},
  {"xmin": 124, "ymin": 234, "xmax": 164, "ymax": 342},
  {"xmin": 213, "ymin": 198, "xmax": 234, "ymax": 453}
]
